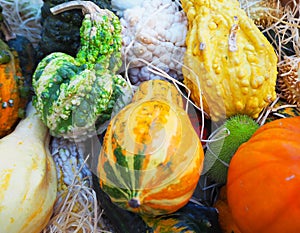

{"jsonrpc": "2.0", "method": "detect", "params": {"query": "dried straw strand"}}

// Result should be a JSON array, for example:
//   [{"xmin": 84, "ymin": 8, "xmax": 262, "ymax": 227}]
[{"xmin": 0, "ymin": 0, "xmax": 43, "ymax": 47}]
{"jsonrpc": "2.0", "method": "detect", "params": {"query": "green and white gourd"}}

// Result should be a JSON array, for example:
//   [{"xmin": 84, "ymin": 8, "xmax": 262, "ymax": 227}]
[{"xmin": 32, "ymin": 1, "xmax": 130, "ymax": 140}]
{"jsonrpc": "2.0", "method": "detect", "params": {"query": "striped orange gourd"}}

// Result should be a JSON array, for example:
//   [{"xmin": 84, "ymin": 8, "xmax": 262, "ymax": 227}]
[
  {"xmin": 0, "ymin": 39, "xmax": 27, "ymax": 138},
  {"xmin": 97, "ymin": 80, "xmax": 204, "ymax": 216}
]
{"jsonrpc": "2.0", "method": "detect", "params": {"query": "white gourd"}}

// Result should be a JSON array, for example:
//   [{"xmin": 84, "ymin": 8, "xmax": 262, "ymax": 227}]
[{"xmin": 0, "ymin": 102, "xmax": 57, "ymax": 233}]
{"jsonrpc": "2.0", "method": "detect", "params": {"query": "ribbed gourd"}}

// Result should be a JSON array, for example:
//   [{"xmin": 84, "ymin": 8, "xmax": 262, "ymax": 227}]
[
  {"xmin": 181, "ymin": 0, "xmax": 278, "ymax": 121},
  {"xmin": 0, "ymin": 102, "xmax": 57, "ymax": 233},
  {"xmin": 0, "ymin": 39, "xmax": 27, "ymax": 138},
  {"xmin": 32, "ymin": 1, "xmax": 130, "ymax": 140},
  {"xmin": 227, "ymin": 116, "xmax": 300, "ymax": 233},
  {"xmin": 98, "ymin": 80, "xmax": 204, "ymax": 216},
  {"xmin": 0, "ymin": 6, "xmax": 37, "ymax": 86}
]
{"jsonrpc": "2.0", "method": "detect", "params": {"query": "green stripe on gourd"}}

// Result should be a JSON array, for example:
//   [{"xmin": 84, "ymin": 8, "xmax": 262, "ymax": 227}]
[
  {"xmin": 98, "ymin": 80, "xmax": 204, "ymax": 217},
  {"xmin": 32, "ymin": 1, "xmax": 130, "ymax": 140}
]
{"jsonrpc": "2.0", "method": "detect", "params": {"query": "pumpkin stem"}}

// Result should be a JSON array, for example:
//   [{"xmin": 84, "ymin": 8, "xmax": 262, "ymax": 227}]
[
  {"xmin": 50, "ymin": 0, "xmax": 103, "ymax": 17},
  {"xmin": 128, "ymin": 198, "xmax": 140, "ymax": 208}
]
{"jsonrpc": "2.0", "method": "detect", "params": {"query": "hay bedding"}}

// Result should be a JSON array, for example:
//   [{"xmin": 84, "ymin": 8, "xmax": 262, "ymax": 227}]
[
  {"xmin": 0, "ymin": 0, "xmax": 299, "ymax": 232},
  {"xmin": 0, "ymin": 0, "xmax": 43, "ymax": 47},
  {"xmin": 41, "ymin": 177, "xmax": 113, "ymax": 233}
]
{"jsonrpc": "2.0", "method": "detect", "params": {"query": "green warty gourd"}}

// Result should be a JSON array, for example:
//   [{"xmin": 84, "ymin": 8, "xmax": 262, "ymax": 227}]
[{"xmin": 33, "ymin": 1, "xmax": 131, "ymax": 140}]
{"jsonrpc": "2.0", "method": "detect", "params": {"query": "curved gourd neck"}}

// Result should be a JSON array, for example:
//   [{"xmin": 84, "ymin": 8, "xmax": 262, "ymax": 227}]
[{"xmin": 14, "ymin": 102, "xmax": 48, "ymax": 140}]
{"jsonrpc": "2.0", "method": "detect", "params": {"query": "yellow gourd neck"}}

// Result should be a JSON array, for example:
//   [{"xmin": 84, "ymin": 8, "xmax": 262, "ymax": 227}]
[
  {"xmin": 14, "ymin": 102, "xmax": 48, "ymax": 141},
  {"xmin": 132, "ymin": 80, "xmax": 183, "ymax": 108}
]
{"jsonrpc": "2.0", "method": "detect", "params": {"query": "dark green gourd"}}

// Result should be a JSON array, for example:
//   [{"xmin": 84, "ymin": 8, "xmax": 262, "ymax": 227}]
[{"xmin": 37, "ymin": 0, "xmax": 112, "ymax": 61}]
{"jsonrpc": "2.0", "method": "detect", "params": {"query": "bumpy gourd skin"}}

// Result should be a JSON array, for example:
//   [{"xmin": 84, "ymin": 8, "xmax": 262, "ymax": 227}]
[
  {"xmin": 181, "ymin": 0, "xmax": 278, "ymax": 121},
  {"xmin": 33, "ymin": 2, "xmax": 129, "ymax": 140},
  {"xmin": 76, "ymin": 10, "xmax": 122, "ymax": 70},
  {"xmin": 37, "ymin": 0, "xmax": 112, "ymax": 61}
]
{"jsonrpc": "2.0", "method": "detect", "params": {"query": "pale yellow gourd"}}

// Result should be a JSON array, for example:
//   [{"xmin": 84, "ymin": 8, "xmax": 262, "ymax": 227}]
[{"xmin": 0, "ymin": 102, "xmax": 57, "ymax": 233}]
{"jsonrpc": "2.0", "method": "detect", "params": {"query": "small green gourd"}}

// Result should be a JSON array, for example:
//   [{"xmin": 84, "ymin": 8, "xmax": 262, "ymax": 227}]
[{"xmin": 203, "ymin": 115, "xmax": 259, "ymax": 184}]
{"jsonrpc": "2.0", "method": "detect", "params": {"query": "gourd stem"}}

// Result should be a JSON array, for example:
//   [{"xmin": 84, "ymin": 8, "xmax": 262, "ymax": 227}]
[{"xmin": 50, "ymin": 0, "xmax": 101, "ymax": 16}]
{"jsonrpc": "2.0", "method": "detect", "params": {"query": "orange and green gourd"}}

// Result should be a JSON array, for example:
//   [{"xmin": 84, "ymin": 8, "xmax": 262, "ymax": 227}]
[
  {"xmin": 0, "ymin": 39, "xmax": 27, "ymax": 138},
  {"xmin": 98, "ymin": 80, "xmax": 204, "ymax": 216}
]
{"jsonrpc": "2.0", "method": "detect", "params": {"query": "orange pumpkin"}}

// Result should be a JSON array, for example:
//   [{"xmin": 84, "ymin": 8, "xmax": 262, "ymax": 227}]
[
  {"xmin": 227, "ymin": 116, "xmax": 300, "ymax": 233},
  {"xmin": 0, "ymin": 39, "xmax": 27, "ymax": 137}
]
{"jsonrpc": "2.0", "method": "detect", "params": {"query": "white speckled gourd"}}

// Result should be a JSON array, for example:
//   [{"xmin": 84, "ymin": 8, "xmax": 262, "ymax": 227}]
[{"xmin": 115, "ymin": 0, "xmax": 188, "ymax": 84}]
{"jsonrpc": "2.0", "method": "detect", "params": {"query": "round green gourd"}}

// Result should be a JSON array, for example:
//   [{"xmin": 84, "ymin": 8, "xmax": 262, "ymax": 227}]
[{"xmin": 203, "ymin": 115, "xmax": 259, "ymax": 184}]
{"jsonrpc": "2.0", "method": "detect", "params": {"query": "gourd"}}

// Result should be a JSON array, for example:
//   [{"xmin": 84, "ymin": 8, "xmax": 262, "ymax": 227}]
[
  {"xmin": 273, "ymin": 99, "xmax": 300, "ymax": 118},
  {"xmin": 0, "ymin": 102, "xmax": 57, "ymax": 233},
  {"xmin": 0, "ymin": 38, "xmax": 27, "ymax": 138},
  {"xmin": 181, "ymin": 0, "xmax": 278, "ymax": 121},
  {"xmin": 33, "ymin": 1, "xmax": 130, "ymax": 140},
  {"xmin": 227, "ymin": 116, "xmax": 300, "ymax": 233},
  {"xmin": 0, "ymin": 5, "xmax": 37, "ymax": 82},
  {"xmin": 43, "ymin": 136, "xmax": 102, "ymax": 232},
  {"xmin": 213, "ymin": 186, "xmax": 241, "ymax": 233},
  {"xmin": 147, "ymin": 202, "xmax": 221, "ymax": 233},
  {"xmin": 98, "ymin": 79, "xmax": 204, "ymax": 216},
  {"xmin": 203, "ymin": 114, "xmax": 259, "ymax": 184},
  {"xmin": 115, "ymin": 0, "xmax": 188, "ymax": 85},
  {"xmin": 37, "ymin": 0, "xmax": 112, "ymax": 60},
  {"xmin": 51, "ymin": 137, "xmax": 93, "ymax": 195}
]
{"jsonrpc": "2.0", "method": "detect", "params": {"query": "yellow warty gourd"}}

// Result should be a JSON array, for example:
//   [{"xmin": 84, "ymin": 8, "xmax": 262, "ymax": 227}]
[
  {"xmin": 0, "ymin": 102, "xmax": 57, "ymax": 233},
  {"xmin": 181, "ymin": 0, "xmax": 278, "ymax": 121}
]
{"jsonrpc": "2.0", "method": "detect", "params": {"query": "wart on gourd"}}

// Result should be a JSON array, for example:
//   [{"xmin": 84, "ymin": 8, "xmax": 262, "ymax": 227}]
[
  {"xmin": 182, "ymin": 0, "xmax": 277, "ymax": 121},
  {"xmin": 0, "ymin": 38, "xmax": 28, "ymax": 137},
  {"xmin": 32, "ymin": 1, "xmax": 131, "ymax": 140}
]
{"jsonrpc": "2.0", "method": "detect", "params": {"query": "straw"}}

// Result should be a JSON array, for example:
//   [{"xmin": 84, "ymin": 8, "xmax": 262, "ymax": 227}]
[{"xmin": 0, "ymin": 0, "xmax": 43, "ymax": 47}]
